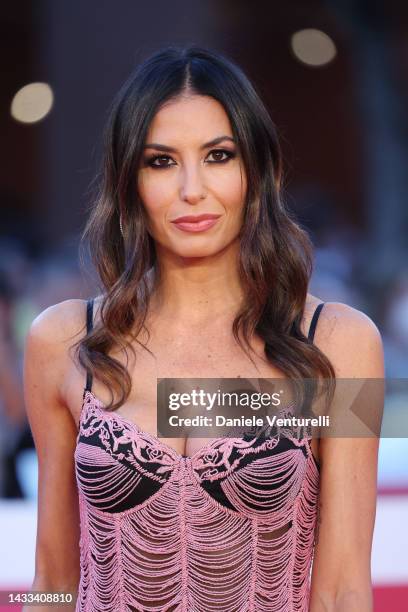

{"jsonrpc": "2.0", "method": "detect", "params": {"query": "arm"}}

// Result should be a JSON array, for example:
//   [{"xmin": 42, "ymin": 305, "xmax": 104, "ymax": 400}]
[
  {"xmin": 309, "ymin": 303, "xmax": 385, "ymax": 611},
  {"xmin": 22, "ymin": 302, "xmax": 83, "ymax": 611}
]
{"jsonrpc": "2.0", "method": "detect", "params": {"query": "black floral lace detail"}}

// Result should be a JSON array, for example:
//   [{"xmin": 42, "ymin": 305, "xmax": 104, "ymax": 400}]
[
  {"xmin": 78, "ymin": 391, "xmax": 312, "ymax": 484},
  {"xmin": 192, "ymin": 406, "xmax": 311, "ymax": 483},
  {"xmin": 78, "ymin": 394, "xmax": 176, "ymax": 481}
]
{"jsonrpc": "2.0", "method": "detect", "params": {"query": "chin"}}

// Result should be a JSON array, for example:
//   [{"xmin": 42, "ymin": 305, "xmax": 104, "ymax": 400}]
[
  {"xmin": 158, "ymin": 234, "xmax": 237, "ymax": 260},
  {"xmin": 177, "ymin": 248, "xmax": 220, "ymax": 259},
  {"xmin": 173, "ymin": 242, "xmax": 225, "ymax": 259}
]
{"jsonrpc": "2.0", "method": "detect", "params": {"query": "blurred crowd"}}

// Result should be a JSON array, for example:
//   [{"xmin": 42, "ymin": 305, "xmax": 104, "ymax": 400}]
[{"xmin": 0, "ymin": 234, "xmax": 93, "ymax": 499}]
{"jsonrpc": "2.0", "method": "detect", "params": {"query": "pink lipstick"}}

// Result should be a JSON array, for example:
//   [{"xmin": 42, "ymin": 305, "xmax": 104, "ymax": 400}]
[{"xmin": 171, "ymin": 213, "xmax": 221, "ymax": 233}]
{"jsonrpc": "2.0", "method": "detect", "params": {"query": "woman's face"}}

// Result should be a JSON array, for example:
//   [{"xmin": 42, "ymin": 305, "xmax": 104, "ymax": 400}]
[{"xmin": 137, "ymin": 94, "xmax": 247, "ymax": 260}]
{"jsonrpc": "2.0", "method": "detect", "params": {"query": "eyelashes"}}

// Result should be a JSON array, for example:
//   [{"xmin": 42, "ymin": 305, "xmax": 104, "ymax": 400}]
[{"xmin": 143, "ymin": 149, "xmax": 236, "ymax": 169}]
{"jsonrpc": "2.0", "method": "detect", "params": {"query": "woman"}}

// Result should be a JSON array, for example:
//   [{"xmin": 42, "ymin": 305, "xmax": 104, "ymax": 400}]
[{"xmin": 24, "ymin": 45, "xmax": 384, "ymax": 611}]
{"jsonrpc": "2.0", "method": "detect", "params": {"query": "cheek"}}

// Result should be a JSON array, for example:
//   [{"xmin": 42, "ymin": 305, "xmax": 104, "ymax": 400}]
[
  {"xmin": 221, "ymin": 170, "xmax": 247, "ymax": 214},
  {"xmin": 231, "ymin": 179, "xmax": 246, "ymax": 208},
  {"xmin": 139, "ymin": 173, "xmax": 171, "ymax": 206},
  {"xmin": 138, "ymin": 174, "xmax": 173, "ymax": 227}
]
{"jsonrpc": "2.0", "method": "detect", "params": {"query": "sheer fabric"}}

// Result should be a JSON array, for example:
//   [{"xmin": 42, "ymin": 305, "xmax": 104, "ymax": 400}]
[{"xmin": 74, "ymin": 300, "xmax": 324, "ymax": 611}]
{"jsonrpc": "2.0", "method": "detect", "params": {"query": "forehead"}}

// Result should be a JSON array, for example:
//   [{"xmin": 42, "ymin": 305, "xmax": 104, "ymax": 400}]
[{"xmin": 145, "ymin": 95, "xmax": 233, "ymax": 142}]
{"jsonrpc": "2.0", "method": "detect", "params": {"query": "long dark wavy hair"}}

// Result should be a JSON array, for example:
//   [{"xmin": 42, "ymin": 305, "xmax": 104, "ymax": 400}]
[{"xmin": 73, "ymin": 44, "xmax": 336, "ymax": 412}]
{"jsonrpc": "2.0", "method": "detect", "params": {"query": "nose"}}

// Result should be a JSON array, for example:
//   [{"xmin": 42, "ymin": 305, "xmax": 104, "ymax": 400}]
[{"xmin": 179, "ymin": 163, "xmax": 207, "ymax": 204}]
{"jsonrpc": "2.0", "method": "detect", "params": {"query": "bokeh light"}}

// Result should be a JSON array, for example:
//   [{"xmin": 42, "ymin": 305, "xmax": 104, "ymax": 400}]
[
  {"xmin": 10, "ymin": 82, "xmax": 54, "ymax": 124},
  {"xmin": 290, "ymin": 28, "xmax": 337, "ymax": 67}
]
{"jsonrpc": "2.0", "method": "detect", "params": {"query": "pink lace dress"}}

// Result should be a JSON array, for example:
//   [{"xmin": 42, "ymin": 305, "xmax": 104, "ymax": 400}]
[{"xmin": 74, "ymin": 300, "xmax": 324, "ymax": 611}]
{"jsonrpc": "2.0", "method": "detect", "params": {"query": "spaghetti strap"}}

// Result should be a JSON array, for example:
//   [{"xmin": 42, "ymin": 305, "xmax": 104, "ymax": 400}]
[
  {"xmin": 84, "ymin": 298, "xmax": 94, "ymax": 393},
  {"xmin": 308, "ymin": 302, "xmax": 324, "ymax": 342}
]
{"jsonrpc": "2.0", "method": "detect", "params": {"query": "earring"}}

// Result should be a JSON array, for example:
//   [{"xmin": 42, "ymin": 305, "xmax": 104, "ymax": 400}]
[{"xmin": 119, "ymin": 214, "xmax": 124, "ymax": 237}]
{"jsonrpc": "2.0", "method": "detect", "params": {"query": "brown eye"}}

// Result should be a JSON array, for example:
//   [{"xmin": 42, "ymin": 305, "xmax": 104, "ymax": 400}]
[
  {"xmin": 207, "ymin": 149, "xmax": 235, "ymax": 163},
  {"xmin": 146, "ymin": 155, "xmax": 175, "ymax": 168}
]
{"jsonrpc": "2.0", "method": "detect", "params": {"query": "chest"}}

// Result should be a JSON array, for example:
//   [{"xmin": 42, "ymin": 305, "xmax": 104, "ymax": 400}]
[
  {"xmin": 129, "ymin": 332, "xmax": 281, "ymax": 414},
  {"xmin": 70, "ymin": 327, "xmax": 286, "ymax": 455}
]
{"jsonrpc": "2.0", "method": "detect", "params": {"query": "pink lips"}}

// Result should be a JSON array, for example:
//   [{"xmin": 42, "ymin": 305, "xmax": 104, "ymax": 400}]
[{"xmin": 171, "ymin": 213, "xmax": 221, "ymax": 233}]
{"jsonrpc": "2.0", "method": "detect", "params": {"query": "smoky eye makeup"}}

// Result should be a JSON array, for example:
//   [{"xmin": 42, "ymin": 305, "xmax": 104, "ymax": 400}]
[
  {"xmin": 142, "ymin": 154, "xmax": 176, "ymax": 169},
  {"xmin": 142, "ymin": 148, "xmax": 237, "ymax": 169}
]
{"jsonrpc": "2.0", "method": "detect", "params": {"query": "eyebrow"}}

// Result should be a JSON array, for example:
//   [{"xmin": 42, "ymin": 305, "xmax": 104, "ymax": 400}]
[{"xmin": 143, "ymin": 135, "xmax": 236, "ymax": 152}]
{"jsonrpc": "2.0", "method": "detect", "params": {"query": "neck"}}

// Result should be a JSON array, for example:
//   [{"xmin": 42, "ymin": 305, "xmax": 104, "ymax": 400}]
[{"xmin": 148, "ymin": 241, "xmax": 245, "ymax": 325}]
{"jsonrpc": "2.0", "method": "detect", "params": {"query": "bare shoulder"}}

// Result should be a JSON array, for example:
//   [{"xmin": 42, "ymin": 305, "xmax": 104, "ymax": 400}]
[
  {"xmin": 307, "ymin": 296, "xmax": 384, "ymax": 378},
  {"xmin": 28, "ymin": 294, "xmax": 105, "ymax": 344},
  {"xmin": 26, "ymin": 298, "xmax": 91, "ymax": 402},
  {"xmin": 27, "ymin": 298, "xmax": 88, "ymax": 350}
]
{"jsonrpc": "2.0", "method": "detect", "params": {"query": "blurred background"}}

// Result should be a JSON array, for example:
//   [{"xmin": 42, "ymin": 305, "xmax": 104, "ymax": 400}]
[{"xmin": 0, "ymin": 0, "xmax": 407, "ymax": 610}]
